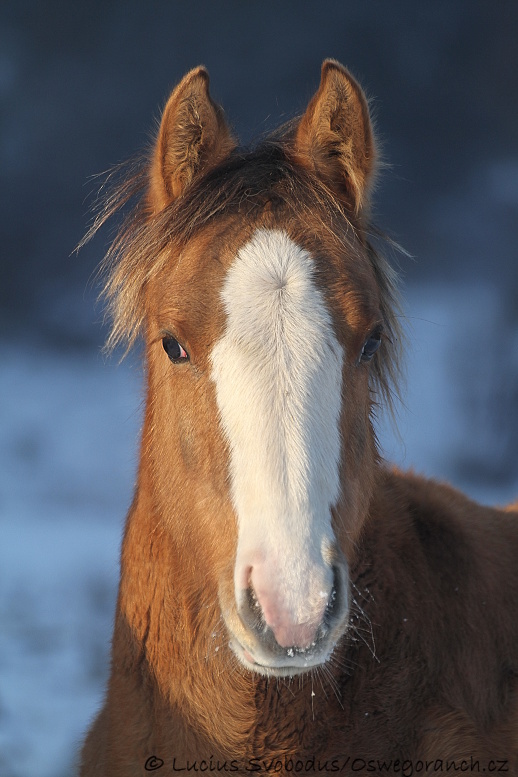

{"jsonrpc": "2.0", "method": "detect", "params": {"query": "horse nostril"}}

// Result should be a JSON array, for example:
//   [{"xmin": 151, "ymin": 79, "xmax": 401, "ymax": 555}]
[
  {"xmin": 319, "ymin": 586, "xmax": 337, "ymax": 637},
  {"xmin": 326, "ymin": 586, "xmax": 337, "ymax": 613},
  {"xmin": 323, "ymin": 564, "xmax": 347, "ymax": 630},
  {"xmin": 242, "ymin": 585, "xmax": 267, "ymax": 632}
]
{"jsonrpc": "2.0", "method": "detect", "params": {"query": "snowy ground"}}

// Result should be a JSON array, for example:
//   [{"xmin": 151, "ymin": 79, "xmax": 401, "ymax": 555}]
[
  {"xmin": 2, "ymin": 283, "xmax": 517, "ymax": 777},
  {"xmin": 1, "ymin": 347, "xmax": 142, "ymax": 777}
]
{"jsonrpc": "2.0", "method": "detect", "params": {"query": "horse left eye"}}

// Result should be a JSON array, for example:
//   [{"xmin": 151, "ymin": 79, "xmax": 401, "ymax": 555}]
[
  {"xmin": 162, "ymin": 336, "xmax": 189, "ymax": 363},
  {"xmin": 360, "ymin": 333, "xmax": 382, "ymax": 363}
]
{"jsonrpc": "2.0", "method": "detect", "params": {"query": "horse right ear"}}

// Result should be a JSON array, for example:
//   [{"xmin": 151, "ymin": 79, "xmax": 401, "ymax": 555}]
[{"xmin": 149, "ymin": 66, "xmax": 236, "ymax": 211}]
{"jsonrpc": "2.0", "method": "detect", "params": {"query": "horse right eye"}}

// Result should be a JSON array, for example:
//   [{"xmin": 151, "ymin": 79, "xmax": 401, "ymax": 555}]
[{"xmin": 162, "ymin": 336, "xmax": 189, "ymax": 363}]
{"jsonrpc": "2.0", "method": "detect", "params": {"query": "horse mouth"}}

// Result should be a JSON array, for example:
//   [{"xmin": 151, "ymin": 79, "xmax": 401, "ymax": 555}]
[
  {"xmin": 223, "ymin": 566, "xmax": 349, "ymax": 677},
  {"xmin": 228, "ymin": 636, "xmax": 338, "ymax": 677}
]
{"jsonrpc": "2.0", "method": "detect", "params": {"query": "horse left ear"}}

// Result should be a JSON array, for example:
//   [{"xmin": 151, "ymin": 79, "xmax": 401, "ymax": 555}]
[
  {"xmin": 293, "ymin": 60, "xmax": 376, "ymax": 214},
  {"xmin": 149, "ymin": 66, "xmax": 236, "ymax": 211}
]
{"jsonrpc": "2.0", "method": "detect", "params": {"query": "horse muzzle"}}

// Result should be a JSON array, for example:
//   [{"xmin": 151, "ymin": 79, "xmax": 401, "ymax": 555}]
[{"xmin": 221, "ymin": 558, "xmax": 350, "ymax": 677}]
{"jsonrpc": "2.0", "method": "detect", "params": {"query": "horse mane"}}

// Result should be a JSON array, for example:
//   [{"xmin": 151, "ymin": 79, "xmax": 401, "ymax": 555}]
[{"xmin": 81, "ymin": 130, "xmax": 404, "ymax": 416}]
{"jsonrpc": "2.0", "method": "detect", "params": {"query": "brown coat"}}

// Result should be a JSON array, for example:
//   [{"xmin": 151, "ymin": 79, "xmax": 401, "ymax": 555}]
[{"xmin": 80, "ymin": 62, "xmax": 518, "ymax": 773}]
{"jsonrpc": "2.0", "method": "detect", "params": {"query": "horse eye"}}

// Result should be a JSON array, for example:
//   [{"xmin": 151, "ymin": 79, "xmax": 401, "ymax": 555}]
[
  {"xmin": 162, "ymin": 336, "xmax": 189, "ymax": 363},
  {"xmin": 360, "ymin": 332, "xmax": 382, "ymax": 363}
]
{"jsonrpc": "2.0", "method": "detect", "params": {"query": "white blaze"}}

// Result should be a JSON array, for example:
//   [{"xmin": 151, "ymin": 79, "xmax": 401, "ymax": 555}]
[{"xmin": 211, "ymin": 229, "xmax": 343, "ymax": 633}]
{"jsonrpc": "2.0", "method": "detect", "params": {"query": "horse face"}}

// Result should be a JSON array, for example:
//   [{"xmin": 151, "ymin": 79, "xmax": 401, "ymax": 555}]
[
  {"xmin": 140, "ymin": 61, "xmax": 382, "ymax": 676},
  {"xmin": 145, "ymin": 211, "xmax": 381, "ymax": 677}
]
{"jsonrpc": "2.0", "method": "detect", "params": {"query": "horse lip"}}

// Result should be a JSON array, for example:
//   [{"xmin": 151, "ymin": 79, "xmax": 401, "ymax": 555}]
[{"xmin": 228, "ymin": 633, "xmax": 335, "ymax": 677}]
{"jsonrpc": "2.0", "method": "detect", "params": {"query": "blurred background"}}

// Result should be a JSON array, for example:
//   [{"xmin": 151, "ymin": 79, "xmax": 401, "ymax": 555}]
[{"xmin": 1, "ymin": 1, "xmax": 517, "ymax": 774}]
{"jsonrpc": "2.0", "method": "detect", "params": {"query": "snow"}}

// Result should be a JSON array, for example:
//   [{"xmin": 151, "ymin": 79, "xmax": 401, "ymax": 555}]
[
  {"xmin": 378, "ymin": 282, "xmax": 518, "ymax": 507},
  {"xmin": 1, "ymin": 347, "xmax": 141, "ymax": 777},
  {"xmin": 2, "ymin": 284, "xmax": 517, "ymax": 775}
]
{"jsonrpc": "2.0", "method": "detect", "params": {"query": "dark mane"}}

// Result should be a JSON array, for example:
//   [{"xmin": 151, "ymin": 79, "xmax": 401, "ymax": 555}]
[{"xmin": 83, "ymin": 135, "xmax": 403, "ymax": 414}]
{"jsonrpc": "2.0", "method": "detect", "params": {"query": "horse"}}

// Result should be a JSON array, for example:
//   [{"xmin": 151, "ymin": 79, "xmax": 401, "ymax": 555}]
[{"xmin": 79, "ymin": 61, "xmax": 518, "ymax": 773}]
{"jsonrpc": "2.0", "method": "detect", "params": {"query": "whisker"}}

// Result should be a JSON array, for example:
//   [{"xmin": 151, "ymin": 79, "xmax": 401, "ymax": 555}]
[{"xmin": 318, "ymin": 664, "xmax": 344, "ymax": 710}]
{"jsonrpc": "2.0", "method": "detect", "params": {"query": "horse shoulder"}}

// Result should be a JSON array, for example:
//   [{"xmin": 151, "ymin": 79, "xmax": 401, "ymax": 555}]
[{"xmin": 359, "ymin": 468, "xmax": 518, "ymax": 751}]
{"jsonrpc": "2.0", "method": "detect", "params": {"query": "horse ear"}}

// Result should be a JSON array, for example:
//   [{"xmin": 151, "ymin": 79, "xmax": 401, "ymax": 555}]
[
  {"xmin": 293, "ymin": 60, "xmax": 376, "ymax": 214},
  {"xmin": 149, "ymin": 66, "xmax": 236, "ymax": 211}
]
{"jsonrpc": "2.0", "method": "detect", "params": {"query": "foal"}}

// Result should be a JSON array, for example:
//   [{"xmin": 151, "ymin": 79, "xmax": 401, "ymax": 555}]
[{"xmin": 80, "ymin": 61, "xmax": 518, "ymax": 773}]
